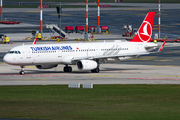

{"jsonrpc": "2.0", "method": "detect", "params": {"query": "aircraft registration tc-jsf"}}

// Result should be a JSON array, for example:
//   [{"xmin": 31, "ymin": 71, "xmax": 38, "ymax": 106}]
[{"xmin": 3, "ymin": 12, "xmax": 166, "ymax": 75}]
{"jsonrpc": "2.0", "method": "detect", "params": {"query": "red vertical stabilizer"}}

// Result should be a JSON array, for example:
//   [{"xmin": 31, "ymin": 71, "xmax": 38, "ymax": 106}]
[{"xmin": 130, "ymin": 12, "xmax": 155, "ymax": 42}]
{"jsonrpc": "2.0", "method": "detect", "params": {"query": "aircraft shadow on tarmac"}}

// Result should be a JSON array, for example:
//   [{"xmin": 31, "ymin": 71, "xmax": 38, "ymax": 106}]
[
  {"xmin": 9, "ymin": 67, "xmax": 148, "ymax": 74},
  {"xmin": 100, "ymin": 67, "xmax": 140, "ymax": 71}
]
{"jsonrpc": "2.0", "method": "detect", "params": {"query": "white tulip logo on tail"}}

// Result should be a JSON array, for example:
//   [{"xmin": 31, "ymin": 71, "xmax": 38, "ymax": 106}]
[
  {"xmin": 141, "ymin": 24, "xmax": 149, "ymax": 36},
  {"xmin": 138, "ymin": 21, "xmax": 152, "ymax": 42}
]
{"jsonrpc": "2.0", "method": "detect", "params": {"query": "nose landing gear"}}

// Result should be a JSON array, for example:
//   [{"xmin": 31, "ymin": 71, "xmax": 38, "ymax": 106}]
[{"xmin": 19, "ymin": 65, "xmax": 25, "ymax": 75}]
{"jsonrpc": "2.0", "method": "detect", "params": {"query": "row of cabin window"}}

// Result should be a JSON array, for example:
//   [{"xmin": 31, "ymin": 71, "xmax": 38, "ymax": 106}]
[
  {"xmin": 31, "ymin": 49, "xmax": 97, "ymax": 53},
  {"xmin": 62, "ymin": 48, "xmax": 128, "ymax": 52},
  {"xmin": 62, "ymin": 49, "xmax": 96, "ymax": 52},
  {"xmin": 32, "ymin": 51, "xmax": 56, "ymax": 53},
  {"xmin": 30, "ymin": 48, "xmax": 127, "ymax": 54},
  {"xmin": 101, "ymin": 48, "xmax": 128, "ymax": 51}
]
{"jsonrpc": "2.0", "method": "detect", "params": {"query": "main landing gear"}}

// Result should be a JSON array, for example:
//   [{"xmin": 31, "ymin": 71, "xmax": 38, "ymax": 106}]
[
  {"xmin": 63, "ymin": 65, "xmax": 100, "ymax": 73},
  {"xmin": 63, "ymin": 65, "xmax": 72, "ymax": 72},
  {"xmin": 91, "ymin": 60, "xmax": 100, "ymax": 73},
  {"xmin": 19, "ymin": 65, "xmax": 25, "ymax": 75},
  {"xmin": 91, "ymin": 67, "xmax": 100, "ymax": 73}
]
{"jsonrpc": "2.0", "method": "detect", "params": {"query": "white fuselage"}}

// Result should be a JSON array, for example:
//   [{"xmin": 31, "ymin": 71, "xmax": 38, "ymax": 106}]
[{"xmin": 3, "ymin": 41, "xmax": 157, "ymax": 66}]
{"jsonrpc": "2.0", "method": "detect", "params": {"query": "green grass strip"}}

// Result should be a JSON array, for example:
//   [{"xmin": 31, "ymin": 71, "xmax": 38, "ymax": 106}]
[{"xmin": 0, "ymin": 84, "xmax": 180, "ymax": 120}]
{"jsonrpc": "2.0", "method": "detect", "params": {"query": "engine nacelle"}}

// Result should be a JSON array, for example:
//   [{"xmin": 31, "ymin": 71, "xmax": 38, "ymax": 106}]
[
  {"xmin": 36, "ymin": 64, "xmax": 58, "ymax": 69},
  {"xmin": 76, "ymin": 60, "xmax": 98, "ymax": 70}
]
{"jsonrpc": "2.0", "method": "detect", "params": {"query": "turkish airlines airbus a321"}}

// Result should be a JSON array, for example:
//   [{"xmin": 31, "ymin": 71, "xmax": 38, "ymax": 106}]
[{"xmin": 3, "ymin": 12, "xmax": 166, "ymax": 75}]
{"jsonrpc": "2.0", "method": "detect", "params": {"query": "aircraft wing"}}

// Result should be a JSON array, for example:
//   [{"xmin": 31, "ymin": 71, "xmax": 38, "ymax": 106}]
[
  {"xmin": 72, "ymin": 52, "xmax": 149, "ymax": 61},
  {"xmin": 144, "ymin": 44, "xmax": 158, "ymax": 48}
]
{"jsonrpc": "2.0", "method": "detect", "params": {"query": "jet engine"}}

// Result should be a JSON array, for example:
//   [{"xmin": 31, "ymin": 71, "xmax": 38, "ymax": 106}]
[
  {"xmin": 36, "ymin": 64, "xmax": 58, "ymax": 69},
  {"xmin": 76, "ymin": 60, "xmax": 98, "ymax": 70}
]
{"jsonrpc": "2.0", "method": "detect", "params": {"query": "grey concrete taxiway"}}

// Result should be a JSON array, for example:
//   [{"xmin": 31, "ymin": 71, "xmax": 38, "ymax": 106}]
[{"xmin": 0, "ymin": 63, "xmax": 180, "ymax": 85}]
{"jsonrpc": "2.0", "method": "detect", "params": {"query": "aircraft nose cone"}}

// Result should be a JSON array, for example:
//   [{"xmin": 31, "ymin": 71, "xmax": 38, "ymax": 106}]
[
  {"xmin": 3, "ymin": 55, "xmax": 8, "ymax": 63},
  {"xmin": 3, "ymin": 54, "xmax": 12, "ymax": 64}
]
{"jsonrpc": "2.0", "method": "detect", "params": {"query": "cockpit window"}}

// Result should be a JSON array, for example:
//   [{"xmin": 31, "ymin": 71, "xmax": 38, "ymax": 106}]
[
  {"xmin": 8, "ymin": 51, "xmax": 21, "ymax": 54},
  {"xmin": 9, "ymin": 51, "xmax": 14, "ymax": 54}
]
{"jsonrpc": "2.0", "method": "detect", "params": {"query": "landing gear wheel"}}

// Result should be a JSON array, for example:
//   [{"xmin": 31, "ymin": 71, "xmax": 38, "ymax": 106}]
[
  {"xmin": 63, "ymin": 66, "xmax": 72, "ymax": 72},
  {"xmin": 19, "ymin": 71, "xmax": 25, "ymax": 75},
  {"xmin": 91, "ymin": 68, "xmax": 100, "ymax": 73},
  {"xmin": 19, "ymin": 65, "xmax": 25, "ymax": 75},
  {"xmin": 67, "ymin": 66, "xmax": 72, "ymax": 72}
]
